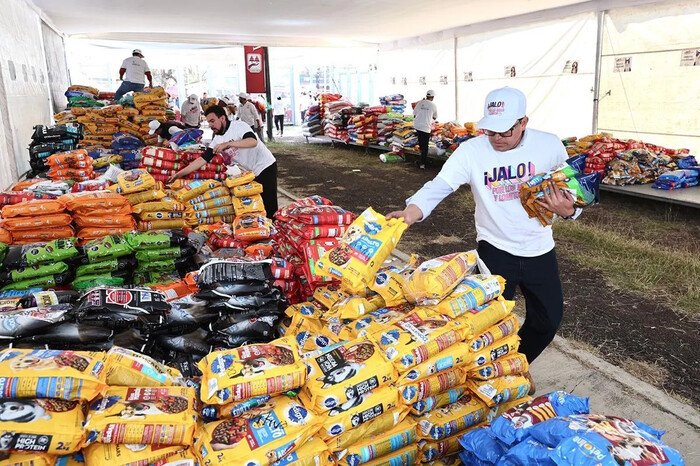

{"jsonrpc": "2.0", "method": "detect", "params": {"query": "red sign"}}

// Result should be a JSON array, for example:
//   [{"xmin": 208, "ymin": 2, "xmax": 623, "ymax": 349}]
[{"xmin": 244, "ymin": 45, "xmax": 266, "ymax": 94}]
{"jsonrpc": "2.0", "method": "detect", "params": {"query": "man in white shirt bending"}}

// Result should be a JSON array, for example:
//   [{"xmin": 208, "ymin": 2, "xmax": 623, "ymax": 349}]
[
  {"xmin": 413, "ymin": 89, "xmax": 438, "ymax": 169},
  {"xmin": 114, "ymin": 49, "xmax": 153, "ymax": 101}
]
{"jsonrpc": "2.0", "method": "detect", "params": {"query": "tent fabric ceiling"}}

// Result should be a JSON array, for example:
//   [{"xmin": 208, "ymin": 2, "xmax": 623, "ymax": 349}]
[{"xmin": 30, "ymin": 0, "xmax": 590, "ymax": 46}]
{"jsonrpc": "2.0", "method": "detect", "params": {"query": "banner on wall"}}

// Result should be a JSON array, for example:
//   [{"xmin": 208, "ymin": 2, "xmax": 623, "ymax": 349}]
[{"xmin": 244, "ymin": 45, "xmax": 266, "ymax": 93}]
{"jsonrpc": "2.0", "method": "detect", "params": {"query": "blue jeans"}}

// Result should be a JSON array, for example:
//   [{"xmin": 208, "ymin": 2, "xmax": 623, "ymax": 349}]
[{"xmin": 114, "ymin": 81, "xmax": 145, "ymax": 101}]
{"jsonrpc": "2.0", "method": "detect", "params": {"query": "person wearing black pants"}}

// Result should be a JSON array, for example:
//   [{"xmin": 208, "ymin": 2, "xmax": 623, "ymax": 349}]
[
  {"xmin": 416, "ymin": 130, "xmax": 430, "ymax": 168},
  {"xmin": 477, "ymin": 241, "xmax": 563, "ymax": 363},
  {"xmin": 255, "ymin": 162, "xmax": 278, "ymax": 217},
  {"xmin": 274, "ymin": 115, "xmax": 285, "ymax": 136},
  {"xmin": 412, "ymin": 90, "xmax": 437, "ymax": 170},
  {"xmin": 388, "ymin": 87, "xmax": 583, "ymax": 395}
]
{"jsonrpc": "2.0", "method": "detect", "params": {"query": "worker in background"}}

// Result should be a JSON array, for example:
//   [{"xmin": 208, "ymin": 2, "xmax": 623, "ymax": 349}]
[
  {"xmin": 238, "ymin": 92, "xmax": 264, "ymax": 142},
  {"xmin": 201, "ymin": 92, "xmax": 208, "ymax": 108},
  {"xmin": 180, "ymin": 94, "xmax": 202, "ymax": 129},
  {"xmin": 149, "ymin": 120, "xmax": 186, "ymax": 145},
  {"xmin": 114, "ymin": 49, "xmax": 153, "ymax": 101},
  {"xmin": 413, "ymin": 89, "xmax": 438, "ymax": 170},
  {"xmin": 168, "ymin": 105, "xmax": 278, "ymax": 217},
  {"xmin": 273, "ymin": 96, "xmax": 286, "ymax": 137}
]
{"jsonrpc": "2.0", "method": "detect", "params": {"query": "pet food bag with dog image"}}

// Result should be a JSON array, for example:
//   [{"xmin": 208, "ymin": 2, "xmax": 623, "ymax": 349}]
[
  {"xmin": 198, "ymin": 337, "xmax": 307, "ymax": 405},
  {"xmin": 464, "ymin": 335, "xmax": 521, "ymax": 372},
  {"xmin": 371, "ymin": 309, "xmax": 464, "ymax": 371},
  {"xmin": 105, "ymin": 347, "xmax": 184, "ymax": 387},
  {"xmin": 196, "ymin": 396, "xmax": 323, "ymax": 465},
  {"xmin": 416, "ymin": 393, "xmax": 489, "ymax": 440},
  {"xmin": 410, "ymin": 385, "xmax": 469, "ymax": 416},
  {"xmin": 402, "ymin": 252, "xmax": 478, "ymax": 305},
  {"xmin": 457, "ymin": 297, "xmax": 514, "ymax": 340},
  {"xmin": 347, "ymin": 303, "xmax": 415, "ymax": 339},
  {"xmin": 83, "ymin": 386, "xmax": 198, "ymax": 445},
  {"xmin": 467, "ymin": 353, "xmax": 529, "ymax": 381},
  {"xmin": 317, "ymin": 208, "xmax": 407, "ymax": 295},
  {"xmin": 325, "ymin": 294, "xmax": 386, "ymax": 321},
  {"xmin": 466, "ymin": 374, "xmax": 531, "ymax": 408},
  {"xmin": 432, "ymin": 275, "xmax": 505, "ymax": 319},
  {"xmin": 0, "ymin": 398, "xmax": 85, "ymax": 455},
  {"xmin": 326, "ymin": 407, "xmax": 410, "ymax": 453},
  {"xmin": 397, "ymin": 342, "xmax": 472, "ymax": 385},
  {"xmin": 335, "ymin": 419, "xmax": 417, "ymax": 466},
  {"xmin": 370, "ymin": 259, "xmax": 419, "ymax": 308},
  {"xmin": 0, "ymin": 452, "xmax": 56, "ymax": 466},
  {"xmin": 399, "ymin": 367, "xmax": 467, "ymax": 405},
  {"xmin": 82, "ymin": 443, "xmax": 191, "ymax": 466},
  {"xmin": 0, "ymin": 348, "xmax": 107, "ymax": 401},
  {"xmin": 300, "ymin": 337, "xmax": 398, "ymax": 413}
]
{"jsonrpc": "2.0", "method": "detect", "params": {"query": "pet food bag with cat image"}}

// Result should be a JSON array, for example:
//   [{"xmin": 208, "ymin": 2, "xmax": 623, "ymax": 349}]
[
  {"xmin": 0, "ymin": 348, "xmax": 107, "ymax": 401},
  {"xmin": 83, "ymin": 386, "xmax": 198, "ymax": 445},
  {"xmin": 198, "ymin": 337, "xmax": 307, "ymax": 405},
  {"xmin": 316, "ymin": 208, "xmax": 407, "ymax": 295}
]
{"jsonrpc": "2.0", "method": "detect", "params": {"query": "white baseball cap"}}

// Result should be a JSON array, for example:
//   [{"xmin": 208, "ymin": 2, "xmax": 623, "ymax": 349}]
[
  {"xmin": 133, "ymin": 49, "xmax": 143, "ymax": 56},
  {"xmin": 476, "ymin": 87, "xmax": 527, "ymax": 132},
  {"xmin": 238, "ymin": 92, "xmax": 249, "ymax": 100},
  {"xmin": 426, "ymin": 89, "xmax": 435, "ymax": 97},
  {"xmin": 148, "ymin": 120, "xmax": 161, "ymax": 134}
]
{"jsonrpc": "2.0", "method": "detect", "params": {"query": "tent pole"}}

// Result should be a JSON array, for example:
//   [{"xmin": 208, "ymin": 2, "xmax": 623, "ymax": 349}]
[
  {"xmin": 454, "ymin": 37, "xmax": 459, "ymax": 121},
  {"xmin": 592, "ymin": 9, "xmax": 605, "ymax": 134},
  {"xmin": 264, "ymin": 46, "xmax": 273, "ymax": 141}
]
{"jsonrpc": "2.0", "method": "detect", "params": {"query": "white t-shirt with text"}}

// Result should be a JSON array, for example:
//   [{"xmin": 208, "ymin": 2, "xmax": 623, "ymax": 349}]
[
  {"xmin": 120, "ymin": 56, "xmax": 150, "ymax": 84},
  {"xmin": 413, "ymin": 99, "xmax": 438, "ymax": 133},
  {"xmin": 211, "ymin": 120, "xmax": 275, "ymax": 176}
]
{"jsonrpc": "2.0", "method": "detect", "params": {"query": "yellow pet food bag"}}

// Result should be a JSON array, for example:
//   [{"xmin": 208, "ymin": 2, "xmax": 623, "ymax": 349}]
[
  {"xmin": 317, "ymin": 208, "xmax": 407, "ymax": 295},
  {"xmin": 133, "ymin": 199, "xmax": 184, "ymax": 213},
  {"xmin": 371, "ymin": 310, "xmax": 463, "ymax": 371},
  {"xmin": 274, "ymin": 437, "xmax": 334, "ymax": 466},
  {"xmin": 319, "ymin": 385, "xmax": 401, "ymax": 442},
  {"xmin": 326, "ymin": 408, "xmax": 409, "ymax": 453},
  {"xmin": 84, "ymin": 386, "xmax": 198, "ymax": 445},
  {"xmin": 397, "ymin": 342, "xmax": 471, "ymax": 384},
  {"xmin": 370, "ymin": 260, "xmax": 418, "ymax": 307},
  {"xmin": 418, "ymin": 432, "xmax": 464, "ymax": 463},
  {"xmin": 278, "ymin": 313, "xmax": 342, "ymax": 355},
  {"xmin": 139, "ymin": 211, "xmax": 185, "ymax": 221},
  {"xmin": 313, "ymin": 284, "xmax": 350, "ymax": 309},
  {"xmin": 232, "ymin": 181, "xmax": 263, "ymax": 197},
  {"xmin": 198, "ymin": 337, "xmax": 307, "ymax": 405},
  {"xmin": 300, "ymin": 337, "xmax": 398, "ymax": 413},
  {"xmin": 410, "ymin": 385, "xmax": 469, "ymax": 416},
  {"xmin": 336, "ymin": 419, "xmax": 417, "ymax": 466},
  {"xmin": 82, "ymin": 443, "xmax": 189, "ymax": 466},
  {"xmin": 467, "ymin": 314, "xmax": 519, "ymax": 352},
  {"xmin": 399, "ymin": 367, "xmax": 466, "ymax": 405},
  {"xmin": 105, "ymin": 346, "xmax": 183, "ymax": 387},
  {"xmin": 116, "ymin": 169, "xmax": 156, "ymax": 194},
  {"xmin": 0, "ymin": 452, "xmax": 55, "ymax": 466},
  {"xmin": 467, "ymin": 353, "xmax": 529, "ymax": 381},
  {"xmin": 195, "ymin": 396, "xmax": 322, "ymax": 465},
  {"xmin": 432, "ymin": 275, "xmax": 505, "ymax": 319},
  {"xmin": 416, "ymin": 394, "xmax": 488, "ymax": 440},
  {"xmin": 465, "ymin": 335, "xmax": 520, "ymax": 371},
  {"xmin": 363, "ymin": 445, "xmax": 418, "ymax": 466},
  {"xmin": 174, "ymin": 180, "xmax": 221, "ymax": 203},
  {"xmin": 402, "ymin": 252, "xmax": 478, "ymax": 305},
  {"xmin": 224, "ymin": 170, "xmax": 256, "ymax": 188},
  {"xmin": 327, "ymin": 294, "xmax": 386, "ymax": 320},
  {"xmin": 457, "ymin": 297, "xmax": 514, "ymax": 340},
  {"xmin": 0, "ymin": 348, "xmax": 107, "ymax": 401},
  {"xmin": 138, "ymin": 219, "xmax": 187, "ymax": 232},
  {"xmin": 0, "ymin": 399, "xmax": 85, "ymax": 454},
  {"xmin": 232, "ymin": 194, "xmax": 266, "ymax": 216},
  {"xmin": 465, "ymin": 374, "xmax": 531, "ymax": 408},
  {"xmin": 348, "ymin": 303, "xmax": 415, "ymax": 339},
  {"xmin": 187, "ymin": 187, "xmax": 230, "ymax": 205}
]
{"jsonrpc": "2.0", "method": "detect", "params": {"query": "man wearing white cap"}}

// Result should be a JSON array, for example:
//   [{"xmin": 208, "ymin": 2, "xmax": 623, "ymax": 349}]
[
  {"xmin": 413, "ymin": 89, "xmax": 438, "ymax": 169},
  {"xmin": 180, "ymin": 94, "xmax": 202, "ymax": 128},
  {"xmin": 388, "ymin": 87, "xmax": 579, "ymax": 375},
  {"xmin": 238, "ymin": 92, "xmax": 264, "ymax": 141},
  {"xmin": 114, "ymin": 49, "xmax": 153, "ymax": 101},
  {"xmin": 148, "ymin": 120, "xmax": 185, "ymax": 144}
]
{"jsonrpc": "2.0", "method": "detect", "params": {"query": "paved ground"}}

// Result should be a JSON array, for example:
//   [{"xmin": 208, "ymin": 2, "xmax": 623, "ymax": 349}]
[{"xmin": 277, "ymin": 184, "xmax": 700, "ymax": 462}]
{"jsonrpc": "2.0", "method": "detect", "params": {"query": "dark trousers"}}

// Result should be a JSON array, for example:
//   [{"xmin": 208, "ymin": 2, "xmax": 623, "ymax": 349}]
[
  {"xmin": 416, "ymin": 130, "xmax": 430, "ymax": 165},
  {"xmin": 477, "ymin": 240, "xmax": 564, "ymax": 363},
  {"xmin": 255, "ymin": 162, "xmax": 278, "ymax": 218},
  {"xmin": 274, "ymin": 115, "xmax": 285, "ymax": 134}
]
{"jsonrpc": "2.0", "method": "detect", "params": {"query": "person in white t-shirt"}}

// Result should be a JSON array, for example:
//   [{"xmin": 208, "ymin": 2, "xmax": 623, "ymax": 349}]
[
  {"xmin": 273, "ymin": 96, "xmax": 286, "ymax": 136},
  {"xmin": 167, "ymin": 105, "xmax": 278, "ymax": 217},
  {"xmin": 387, "ymin": 87, "xmax": 581, "ymax": 380},
  {"xmin": 114, "ymin": 49, "xmax": 153, "ymax": 101},
  {"xmin": 413, "ymin": 90, "xmax": 438, "ymax": 170},
  {"xmin": 238, "ymin": 92, "xmax": 264, "ymax": 141},
  {"xmin": 180, "ymin": 94, "xmax": 202, "ymax": 128}
]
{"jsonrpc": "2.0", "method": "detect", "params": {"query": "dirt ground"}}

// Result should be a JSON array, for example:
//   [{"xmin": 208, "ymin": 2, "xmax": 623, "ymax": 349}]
[{"xmin": 272, "ymin": 140, "xmax": 700, "ymax": 407}]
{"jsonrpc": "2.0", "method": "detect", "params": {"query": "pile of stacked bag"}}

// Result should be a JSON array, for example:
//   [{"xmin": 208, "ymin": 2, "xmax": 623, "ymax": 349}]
[
  {"xmin": 652, "ymin": 166, "xmax": 699, "ymax": 190},
  {"xmin": 434, "ymin": 122, "xmax": 479, "ymax": 159},
  {"xmin": 348, "ymin": 112, "xmax": 378, "ymax": 146},
  {"xmin": 603, "ymin": 148, "xmax": 684, "ymax": 186},
  {"xmin": 61, "ymin": 186, "xmax": 135, "ymax": 242},
  {"xmin": 0, "ymin": 198, "xmax": 74, "ymax": 245},
  {"xmin": 45, "ymin": 150, "xmax": 95, "ymax": 183},
  {"xmin": 64, "ymin": 84, "xmax": 103, "ymax": 108},
  {"xmin": 319, "ymin": 93, "xmax": 343, "ymax": 126},
  {"xmin": 391, "ymin": 121, "xmax": 419, "ymax": 153},
  {"xmin": 273, "ymin": 196, "xmax": 355, "ymax": 303},
  {"xmin": 139, "ymin": 135, "xmax": 223, "ymax": 184},
  {"xmin": 302, "ymin": 104, "xmax": 323, "ymax": 137},
  {"xmin": 175, "ymin": 179, "xmax": 235, "ymax": 228},
  {"xmin": 458, "ymin": 391, "xmax": 684, "ymax": 465},
  {"xmin": 27, "ymin": 123, "xmax": 84, "ymax": 177}
]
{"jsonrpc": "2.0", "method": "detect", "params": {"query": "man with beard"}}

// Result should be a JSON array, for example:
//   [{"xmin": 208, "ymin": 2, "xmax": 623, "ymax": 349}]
[{"xmin": 168, "ymin": 105, "xmax": 278, "ymax": 216}]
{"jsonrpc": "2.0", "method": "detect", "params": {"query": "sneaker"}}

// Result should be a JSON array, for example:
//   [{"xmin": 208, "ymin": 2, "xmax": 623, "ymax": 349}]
[
  {"xmin": 418, "ymin": 164, "xmax": 426, "ymax": 170},
  {"xmin": 524, "ymin": 370, "xmax": 536, "ymax": 395}
]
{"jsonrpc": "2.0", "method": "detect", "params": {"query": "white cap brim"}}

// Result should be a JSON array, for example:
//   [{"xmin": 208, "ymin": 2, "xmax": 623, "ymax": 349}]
[
  {"xmin": 148, "ymin": 129, "xmax": 157, "ymax": 135},
  {"xmin": 476, "ymin": 115, "xmax": 519, "ymax": 133}
]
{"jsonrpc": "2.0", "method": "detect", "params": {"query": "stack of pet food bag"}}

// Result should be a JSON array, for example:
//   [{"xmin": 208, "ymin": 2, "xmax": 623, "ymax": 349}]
[
  {"xmin": 140, "ymin": 144, "xmax": 226, "ymax": 183},
  {"xmin": 458, "ymin": 391, "xmax": 684, "ymax": 465},
  {"xmin": 61, "ymin": 186, "xmax": 135, "ymax": 242},
  {"xmin": 273, "ymin": 196, "xmax": 356, "ymax": 303},
  {"xmin": 519, "ymin": 155, "xmax": 601, "ymax": 227},
  {"xmin": 391, "ymin": 120, "xmax": 419, "ymax": 153},
  {"xmin": 379, "ymin": 94, "xmax": 408, "ymax": 114},
  {"xmin": 176, "ymin": 178, "xmax": 235, "ymax": 228},
  {"xmin": 132, "ymin": 87, "xmax": 167, "ymax": 145},
  {"xmin": 45, "ymin": 149, "xmax": 95, "ymax": 182},
  {"xmin": 0, "ymin": 198, "xmax": 74, "ymax": 245},
  {"xmin": 348, "ymin": 112, "xmax": 378, "ymax": 146},
  {"xmin": 302, "ymin": 104, "xmax": 323, "ymax": 137},
  {"xmin": 27, "ymin": 123, "xmax": 84, "ymax": 177}
]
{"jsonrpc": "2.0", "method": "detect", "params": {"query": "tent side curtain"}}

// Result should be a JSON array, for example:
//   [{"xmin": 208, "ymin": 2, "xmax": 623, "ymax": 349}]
[
  {"xmin": 598, "ymin": 0, "xmax": 700, "ymax": 154},
  {"xmin": 42, "ymin": 21, "xmax": 70, "ymax": 113},
  {"xmin": 0, "ymin": 0, "xmax": 52, "ymax": 186}
]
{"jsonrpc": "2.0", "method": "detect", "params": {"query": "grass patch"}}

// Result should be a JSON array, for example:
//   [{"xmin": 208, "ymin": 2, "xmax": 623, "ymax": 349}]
[{"xmin": 553, "ymin": 220, "xmax": 700, "ymax": 315}]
